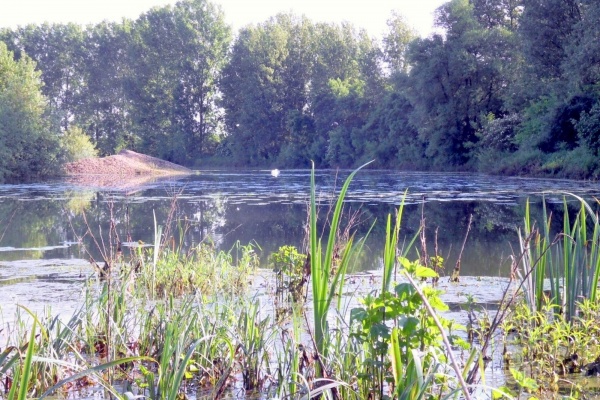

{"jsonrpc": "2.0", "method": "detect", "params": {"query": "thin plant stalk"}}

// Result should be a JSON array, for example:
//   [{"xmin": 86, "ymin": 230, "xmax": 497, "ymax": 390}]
[{"xmin": 382, "ymin": 192, "xmax": 408, "ymax": 294}]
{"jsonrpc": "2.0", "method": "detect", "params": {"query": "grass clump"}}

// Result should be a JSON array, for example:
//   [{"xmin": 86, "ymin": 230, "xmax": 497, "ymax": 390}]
[
  {"xmin": 132, "ymin": 241, "xmax": 259, "ymax": 298},
  {"xmin": 519, "ymin": 195, "xmax": 600, "ymax": 321},
  {"xmin": 502, "ymin": 299, "xmax": 600, "ymax": 397}
]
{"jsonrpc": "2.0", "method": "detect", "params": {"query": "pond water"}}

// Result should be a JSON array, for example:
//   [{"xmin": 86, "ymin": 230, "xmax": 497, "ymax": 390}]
[{"xmin": 1, "ymin": 169, "xmax": 599, "ymax": 318}]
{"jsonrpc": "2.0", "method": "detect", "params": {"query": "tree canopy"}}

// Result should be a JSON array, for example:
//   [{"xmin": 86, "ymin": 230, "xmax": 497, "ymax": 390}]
[
  {"xmin": 1, "ymin": 0, "xmax": 599, "ymax": 179},
  {"xmin": 0, "ymin": 42, "xmax": 60, "ymax": 181}
]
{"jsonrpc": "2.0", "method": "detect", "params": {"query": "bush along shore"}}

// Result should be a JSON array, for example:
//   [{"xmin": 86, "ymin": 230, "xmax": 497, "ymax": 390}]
[{"xmin": 1, "ymin": 166, "xmax": 600, "ymax": 399}]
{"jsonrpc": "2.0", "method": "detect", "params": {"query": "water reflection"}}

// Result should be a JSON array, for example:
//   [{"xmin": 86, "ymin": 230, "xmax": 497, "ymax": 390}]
[{"xmin": 0, "ymin": 170, "xmax": 599, "ymax": 279}]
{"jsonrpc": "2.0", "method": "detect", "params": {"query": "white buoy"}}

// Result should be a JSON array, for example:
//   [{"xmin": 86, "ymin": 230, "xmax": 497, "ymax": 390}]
[{"xmin": 271, "ymin": 169, "xmax": 280, "ymax": 177}]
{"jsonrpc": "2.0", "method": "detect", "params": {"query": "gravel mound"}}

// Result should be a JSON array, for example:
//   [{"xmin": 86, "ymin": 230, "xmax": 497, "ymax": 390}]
[
  {"xmin": 64, "ymin": 150, "xmax": 192, "ymax": 176},
  {"xmin": 63, "ymin": 150, "xmax": 192, "ymax": 189}
]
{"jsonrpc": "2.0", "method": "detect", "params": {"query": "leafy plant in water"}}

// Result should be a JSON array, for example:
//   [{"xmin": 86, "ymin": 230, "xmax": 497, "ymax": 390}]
[
  {"xmin": 349, "ymin": 258, "xmax": 456, "ymax": 399},
  {"xmin": 269, "ymin": 245, "xmax": 308, "ymax": 303},
  {"xmin": 135, "ymin": 241, "xmax": 259, "ymax": 298},
  {"xmin": 504, "ymin": 298, "xmax": 600, "ymax": 397}
]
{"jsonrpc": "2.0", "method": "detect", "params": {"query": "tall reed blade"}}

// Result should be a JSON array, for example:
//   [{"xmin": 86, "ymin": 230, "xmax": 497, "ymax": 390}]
[{"xmin": 309, "ymin": 161, "xmax": 371, "ymax": 376}]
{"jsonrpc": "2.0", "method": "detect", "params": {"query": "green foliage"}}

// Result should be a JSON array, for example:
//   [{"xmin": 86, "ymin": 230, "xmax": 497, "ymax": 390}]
[
  {"xmin": 539, "ymin": 95, "xmax": 594, "ymax": 153},
  {"xmin": 407, "ymin": 0, "xmax": 516, "ymax": 168},
  {"xmin": 1, "ymin": 0, "xmax": 230, "ymax": 167},
  {"xmin": 2, "ymin": 0, "xmax": 600, "ymax": 177},
  {"xmin": 235, "ymin": 301, "xmax": 273, "ymax": 390},
  {"xmin": 383, "ymin": 11, "xmax": 417, "ymax": 74},
  {"xmin": 135, "ymin": 241, "xmax": 259, "ymax": 298},
  {"xmin": 505, "ymin": 299, "xmax": 600, "ymax": 397},
  {"xmin": 60, "ymin": 125, "xmax": 98, "ymax": 163},
  {"xmin": 130, "ymin": 0, "xmax": 231, "ymax": 164},
  {"xmin": 520, "ymin": 196, "xmax": 600, "ymax": 322},
  {"xmin": 269, "ymin": 245, "xmax": 307, "ymax": 302},
  {"xmin": 519, "ymin": 0, "xmax": 580, "ymax": 87},
  {"xmin": 220, "ymin": 15, "xmax": 383, "ymax": 167},
  {"xmin": 0, "ymin": 42, "xmax": 60, "ymax": 182},
  {"xmin": 349, "ymin": 258, "xmax": 459, "ymax": 399},
  {"xmin": 576, "ymin": 101, "xmax": 600, "ymax": 154},
  {"xmin": 309, "ymin": 162, "xmax": 368, "ymax": 376}
]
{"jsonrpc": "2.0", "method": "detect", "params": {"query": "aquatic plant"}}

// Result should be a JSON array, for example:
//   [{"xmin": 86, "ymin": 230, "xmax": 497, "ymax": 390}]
[
  {"xmin": 503, "ymin": 299, "xmax": 600, "ymax": 397},
  {"xmin": 6, "ymin": 171, "xmax": 573, "ymax": 399},
  {"xmin": 134, "ymin": 241, "xmax": 259, "ymax": 298},
  {"xmin": 308, "ymin": 161, "xmax": 370, "ymax": 378},
  {"xmin": 273, "ymin": 304, "xmax": 304, "ymax": 398},
  {"xmin": 269, "ymin": 245, "xmax": 308, "ymax": 303},
  {"xmin": 234, "ymin": 300, "xmax": 273, "ymax": 390},
  {"xmin": 347, "ymin": 257, "xmax": 469, "ymax": 399},
  {"xmin": 520, "ymin": 194, "xmax": 600, "ymax": 322}
]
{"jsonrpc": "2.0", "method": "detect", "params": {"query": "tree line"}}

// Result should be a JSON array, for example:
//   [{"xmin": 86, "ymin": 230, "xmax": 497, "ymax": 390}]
[{"xmin": 0, "ymin": 0, "xmax": 599, "ymax": 181}]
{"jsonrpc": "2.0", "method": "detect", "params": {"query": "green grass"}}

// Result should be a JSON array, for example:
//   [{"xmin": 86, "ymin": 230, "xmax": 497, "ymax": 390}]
[{"xmin": 133, "ymin": 241, "xmax": 259, "ymax": 298}]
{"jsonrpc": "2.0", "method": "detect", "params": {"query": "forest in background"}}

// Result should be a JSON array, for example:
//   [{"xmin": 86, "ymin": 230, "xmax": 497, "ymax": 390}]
[{"xmin": 0, "ymin": 0, "xmax": 599, "ymax": 182}]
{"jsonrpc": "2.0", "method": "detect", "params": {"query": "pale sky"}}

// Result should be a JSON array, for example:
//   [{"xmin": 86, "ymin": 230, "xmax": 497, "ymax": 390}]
[{"xmin": 0, "ymin": 0, "xmax": 446, "ymax": 38}]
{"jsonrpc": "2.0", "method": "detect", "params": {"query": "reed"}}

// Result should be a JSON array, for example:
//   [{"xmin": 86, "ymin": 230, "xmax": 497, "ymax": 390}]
[
  {"xmin": 234, "ymin": 300, "xmax": 273, "ymax": 390},
  {"xmin": 308, "ymin": 161, "xmax": 370, "ymax": 377},
  {"xmin": 273, "ymin": 304, "xmax": 303, "ymax": 398},
  {"xmin": 520, "ymin": 194, "xmax": 600, "ymax": 322}
]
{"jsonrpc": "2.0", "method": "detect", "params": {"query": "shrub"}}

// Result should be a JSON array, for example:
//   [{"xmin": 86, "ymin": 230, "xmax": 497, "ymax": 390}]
[{"xmin": 61, "ymin": 126, "xmax": 98, "ymax": 163}]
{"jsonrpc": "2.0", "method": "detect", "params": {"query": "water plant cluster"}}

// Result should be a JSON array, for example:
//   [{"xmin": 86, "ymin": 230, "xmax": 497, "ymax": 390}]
[{"xmin": 3, "ymin": 168, "xmax": 600, "ymax": 399}]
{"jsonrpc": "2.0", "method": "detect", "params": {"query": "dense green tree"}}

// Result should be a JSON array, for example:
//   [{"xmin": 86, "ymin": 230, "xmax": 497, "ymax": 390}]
[
  {"xmin": 500, "ymin": 0, "xmax": 600, "ymax": 177},
  {"xmin": 0, "ymin": 23, "xmax": 86, "ymax": 132},
  {"xmin": 130, "ymin": 0, "xmax": 230, "ymax": 164},
  {"xmin": 359, "ymin": 89, "xmax": 427, "ymax": 169},
  {"xmin": 383, "ymin": 11, "xmax": 418, "ymax": 75},
  {"xmin": 518, "ymin": 0, "xmax": 581, "ymax": 100},
  {"xmin": 1, "ymin": 0, "xmax": 230, "ymax": 165},
  {"xmin": 0, "ymin": 42, "xmax": 60, "ymax": 181},
  {"xmin": 1, "ymin": 0, "xmax": 600, "ymax": 178},
  {"xmin": 220, "ymin": 16, "xmax": 383, "ymax": 167},
  {"xmin": 78, "ymin": 21, "xmax": 135, "ymax": 155},
  {"xmin": 220, "ymin": 15, "xmax": 301, "ymax": 165},
  {"xmin": 563, "ymin": 0, "xmax": 600, "ymax": 93},
  {"xmin": 407, "ymin": 0, "xmax": 517, "ymax": 167}
]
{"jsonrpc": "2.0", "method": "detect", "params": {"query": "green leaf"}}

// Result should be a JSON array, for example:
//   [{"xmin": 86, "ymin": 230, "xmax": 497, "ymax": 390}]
[
  {"xmin": 395, "ymin": 282, "xmax": 416, "ymax": 298},
  {"xmin": 491, "ymin": 386, "xmax": 514, "ymax": 399},
  {"xmin": 398, "ymin": 316, "xmax": 420, "ymax": 334},
  {"xmin": 370, "ymin": 323, "xmax": 391, "ymax": 339},
  {"xmin": 350, "ymin": 307, "xmax": 368, "ymax": 323},
  {"xmin": 415, "ymin": 266, "xmax": 438, "ymax": 279},
  {"xmin": 427, "ymin": 296, "xmax": 449, "ymax": 312}
]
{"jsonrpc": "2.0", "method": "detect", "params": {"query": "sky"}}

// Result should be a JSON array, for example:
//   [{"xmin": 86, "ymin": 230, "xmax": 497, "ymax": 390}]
[{"xmin": 0, "ymin": 0, "xmax": 446, "ymax": 38}]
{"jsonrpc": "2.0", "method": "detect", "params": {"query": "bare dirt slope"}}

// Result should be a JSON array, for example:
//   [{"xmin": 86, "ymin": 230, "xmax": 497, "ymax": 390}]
[{"xmin": 64, "ymin": 150, "xmax": 192, "ymax": 189}]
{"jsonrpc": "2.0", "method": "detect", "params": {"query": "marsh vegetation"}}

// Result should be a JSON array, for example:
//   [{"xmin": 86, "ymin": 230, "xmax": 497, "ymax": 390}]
[{"xmin": 2, "ymin": 169, "xmax": 600, "ymax": 399}]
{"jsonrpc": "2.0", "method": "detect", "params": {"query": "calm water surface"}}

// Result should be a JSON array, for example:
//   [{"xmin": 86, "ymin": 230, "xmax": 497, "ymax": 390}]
[{"xmin": 1, "ymin": 169, "xmax": 599, "ymax": 317}]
